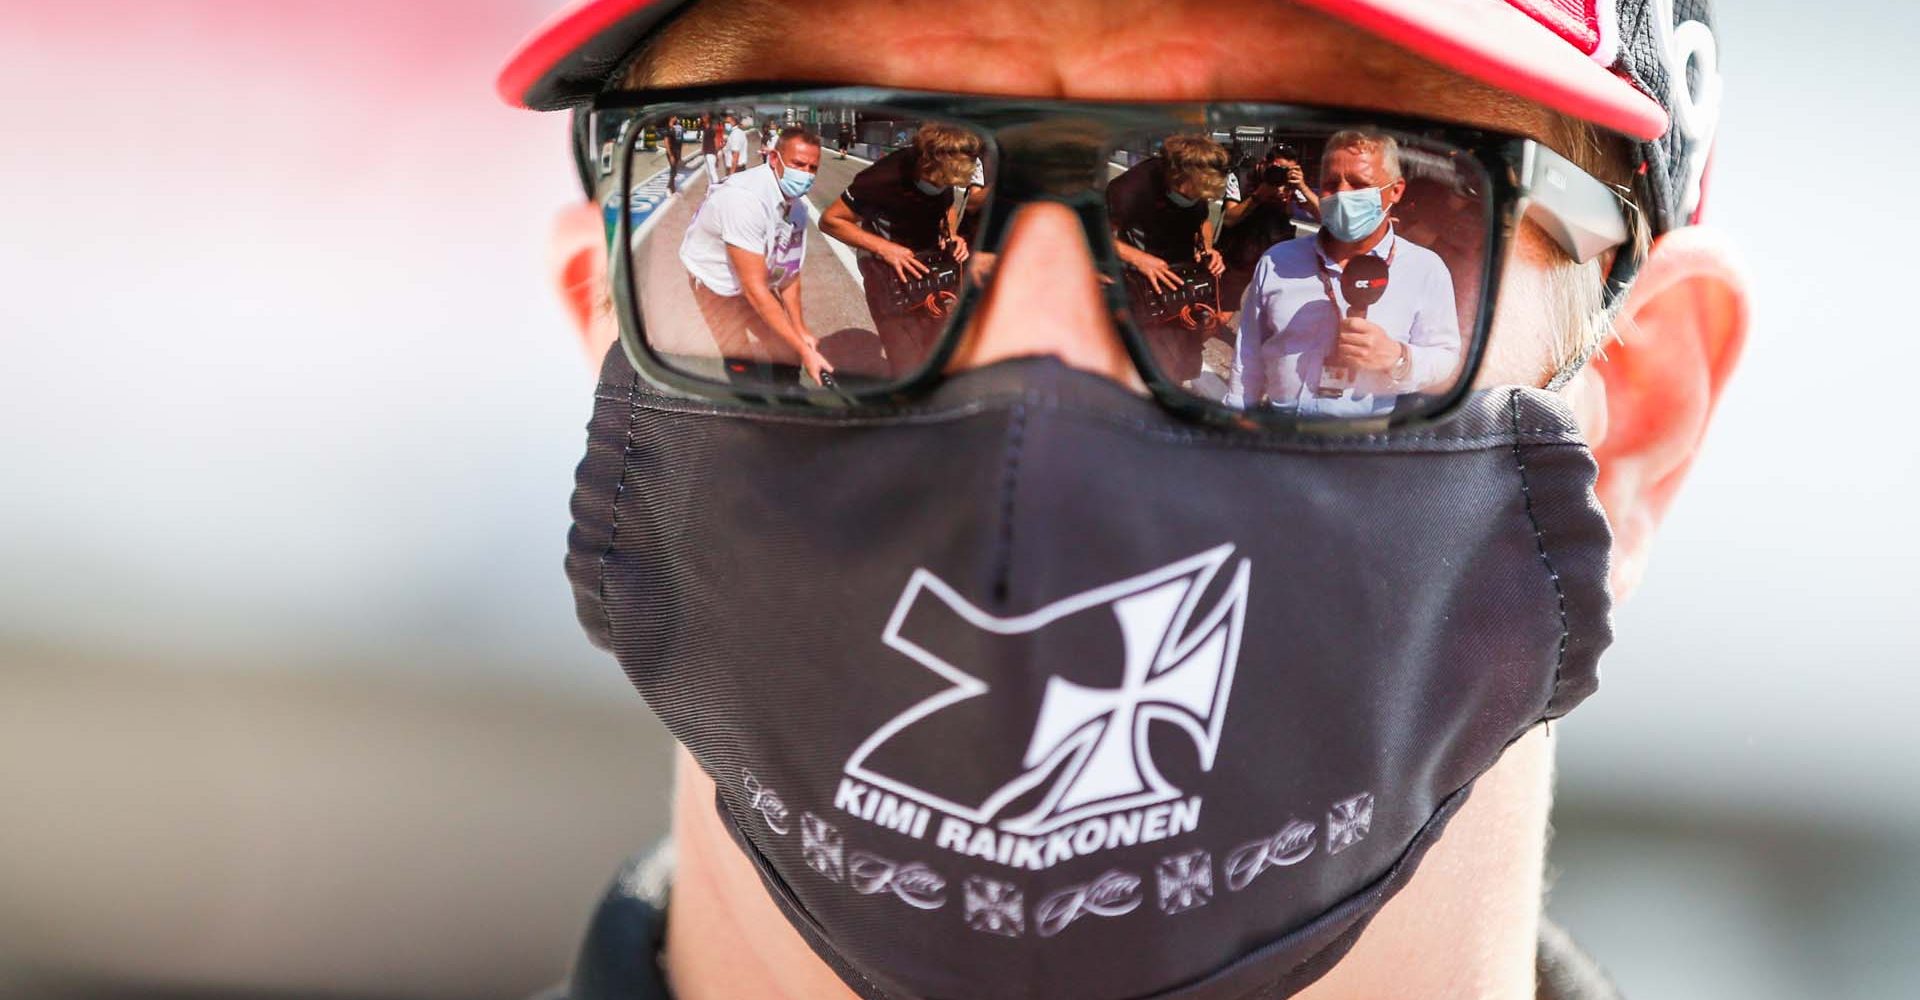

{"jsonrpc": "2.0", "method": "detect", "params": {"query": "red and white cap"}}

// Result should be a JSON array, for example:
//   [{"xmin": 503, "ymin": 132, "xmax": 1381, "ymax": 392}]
[{"xmin": 497, "ymin": 0, "xmax": 1721, "ymax": 229}]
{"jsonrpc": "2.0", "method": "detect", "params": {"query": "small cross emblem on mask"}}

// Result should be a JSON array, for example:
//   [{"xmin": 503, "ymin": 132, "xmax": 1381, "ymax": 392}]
[
  {"xmin": 801, "ymin": 812, "xmax": 846, "ymax": 881},
  {"xmin": 1326, "ymin": 792, "xmax": 1374, "ymax": 855},
  {"xmin": 1156, "ymin": 848, "xmax": 1215, "ymax": 915},
  {"xmin": 963, "ymin": 875, "xmax": 1026, "ymax": 937}
]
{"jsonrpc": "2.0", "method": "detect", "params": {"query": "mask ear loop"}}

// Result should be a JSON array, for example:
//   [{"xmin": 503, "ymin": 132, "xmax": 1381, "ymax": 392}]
[
  {"xmin": 1542, "ymin": 350, "xmax": 1588, "ymax": 392},
  {"xmin": 1541, "ymin": 239, "xmax": 1641, "ymax": 392}
]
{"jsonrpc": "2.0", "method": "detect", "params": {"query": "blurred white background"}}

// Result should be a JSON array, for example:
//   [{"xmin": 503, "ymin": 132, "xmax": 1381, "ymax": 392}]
[{"xmin": 2, "ymin": 1, "xmax": 1915, "ymax": 997}]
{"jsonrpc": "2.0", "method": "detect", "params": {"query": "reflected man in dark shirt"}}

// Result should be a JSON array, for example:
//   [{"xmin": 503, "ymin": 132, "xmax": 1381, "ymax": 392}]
[
  {"xmin": 820, "ymin": 122, "xmax": 983, "ymax": 377},
  {"xmin": 1107, "ymin": 134, "xmax": 1231, "ymax": 387}
]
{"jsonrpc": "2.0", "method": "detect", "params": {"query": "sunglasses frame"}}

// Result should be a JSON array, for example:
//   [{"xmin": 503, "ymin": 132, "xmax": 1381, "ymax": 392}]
[{"xmin": 578, "ymin": 83, "xmax": 1645, "ymax": 433}]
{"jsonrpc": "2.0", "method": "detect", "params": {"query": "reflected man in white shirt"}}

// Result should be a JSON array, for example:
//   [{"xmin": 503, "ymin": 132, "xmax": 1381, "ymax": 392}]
[
  {"xmin": 724, "ymin": 114, "xmax": 750, "ymax": 177},
  {"xmin": 678, "ymin": 127, "xmax": 834, "ymax": 385},
  {"xmin": 1229, "ymin": 128, "xmax": 1461, "ymax": 419}
]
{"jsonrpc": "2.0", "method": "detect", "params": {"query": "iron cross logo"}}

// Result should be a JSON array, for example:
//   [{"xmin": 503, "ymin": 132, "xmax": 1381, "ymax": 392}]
[{"xmin": 840, "ymin": 546, "xmax": 1250, "ymax": 870}]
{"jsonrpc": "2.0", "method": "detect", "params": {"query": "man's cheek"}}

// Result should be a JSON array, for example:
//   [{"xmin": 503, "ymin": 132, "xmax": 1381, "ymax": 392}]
[{"xmin": 1473, "ymin": 233, "xmax": 1563, "ymax": 389}]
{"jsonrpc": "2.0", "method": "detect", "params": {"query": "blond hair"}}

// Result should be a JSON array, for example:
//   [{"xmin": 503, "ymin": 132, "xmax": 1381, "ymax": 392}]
[
  {"xmin": 1161, "ymin": 134, "xmax": 1230, "ymax": 201},
  {"xmin": 912, "ymin": 122, "xmax": 984, "ymax": 190}
]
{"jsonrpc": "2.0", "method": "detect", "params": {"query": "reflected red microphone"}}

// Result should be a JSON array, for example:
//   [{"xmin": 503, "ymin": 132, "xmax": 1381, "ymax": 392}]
[
  {"xmin": 1340, "ymin": 254, "xmax": 1391, "ymax": 319},
  {"xmin": 1319, "ymin": 254, "xmax": 1392, "ymax": 398}
]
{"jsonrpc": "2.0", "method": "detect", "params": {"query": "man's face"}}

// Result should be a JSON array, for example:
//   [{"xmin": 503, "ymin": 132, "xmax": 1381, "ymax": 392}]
[
  {"xmin": 922, "ymin": 154, "xmax": 977, "ymax": 190},
  {"xmin": 1168, "ymin": 172, "xmax": 1220, "ymax": 204},
  {"xmin": 626, "ymin": 0, "xmax": 1605, "ymax": 391},
  {"xmin": 1266, "ymin": 154, "xmax": 1301, "ymax": 186},
  {"xmin": 551, "ymin": 4, "xmax": 1749, "ymax": 994},
  {"xmin": 777, "ymin": 138, "xmax": 823, "ymax": 174},
  {"xmin": 1319, "ymin": 145, "xmax": 1405, "ymax": 210}
]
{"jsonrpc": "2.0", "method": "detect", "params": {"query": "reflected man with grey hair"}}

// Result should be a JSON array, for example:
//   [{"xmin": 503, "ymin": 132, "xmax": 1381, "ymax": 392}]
[{"xmin": 1229, "ymin": 127, "xmax": 1462, "ymax": 419}]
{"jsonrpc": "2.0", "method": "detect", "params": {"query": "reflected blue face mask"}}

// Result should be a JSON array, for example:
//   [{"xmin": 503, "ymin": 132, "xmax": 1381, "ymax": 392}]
[
  {"xmin": 1321, "ymin": 186, "xmax": 1388, "ymax": 242},
  {"xmin": 774, "ymin": 151, "xmax": 816, "ymax": 199},
  {"xmin": 1167, "ymin": 188, "xmax": 1200, "ymax": 209}
]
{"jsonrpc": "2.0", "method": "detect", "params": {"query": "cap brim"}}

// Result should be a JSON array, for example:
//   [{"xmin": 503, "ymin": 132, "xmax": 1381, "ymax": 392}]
[
  {"xmin": 497, "ymin": 0, "xmax": 1667, "ymax": 141},
  {"xmin": 495, "ymin": 0, "xmax": 683, "ymax": 111},
  {"xmin": 1291, "ymin": 0, "xmax": 1667, "ymax": 140}
]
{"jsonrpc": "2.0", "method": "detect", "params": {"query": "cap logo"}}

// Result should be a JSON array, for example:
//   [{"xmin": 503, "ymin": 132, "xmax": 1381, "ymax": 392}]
[
  {"xmin": 1504, "ymin": 0, "xmax": 1722, "ymax": 227},
  {"xmin": 1652, "ymin": 0, "xmax": 1722, "ymax": 220}
]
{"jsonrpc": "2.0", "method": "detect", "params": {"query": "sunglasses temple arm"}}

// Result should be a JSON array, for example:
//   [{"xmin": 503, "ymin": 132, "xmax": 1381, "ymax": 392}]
[{"xmin": 1515, "ymin": 141, "xmax": 1632, "ymax": 265}]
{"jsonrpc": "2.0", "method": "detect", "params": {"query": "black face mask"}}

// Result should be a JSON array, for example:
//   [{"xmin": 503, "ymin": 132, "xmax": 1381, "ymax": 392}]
[{"xmin": 567, "ymin": 348, "xmax": 1611, "ymax": 1000}]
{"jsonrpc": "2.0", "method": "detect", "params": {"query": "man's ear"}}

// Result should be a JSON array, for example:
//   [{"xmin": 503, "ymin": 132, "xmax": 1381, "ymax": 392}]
[
  {"xmin": 548, "ymin": 202, "xmax": 619, "ymax": 366},
  {"xmin": 1576, "ymin": 225, "xmax": 1749, "ymax": 599}
]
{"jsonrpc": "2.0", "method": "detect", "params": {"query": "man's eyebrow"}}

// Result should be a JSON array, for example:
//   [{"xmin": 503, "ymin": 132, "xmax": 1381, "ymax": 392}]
[{"xmin": 621, "ymin": 0, "xmax": 791, "ymax": 90}]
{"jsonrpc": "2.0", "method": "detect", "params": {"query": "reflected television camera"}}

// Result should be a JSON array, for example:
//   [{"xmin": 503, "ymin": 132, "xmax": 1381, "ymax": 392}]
[
  {"xmin": 1126, "ymin": 260, "xmax": 1222, "ymax": 330},
  {"xmin": 860, "ymin": 248, "xmax": 962, "ymax": 318},
  {"xmin": 1261, "ymin": 144, "xmax": 1302, "ymax": 187},
  {"xmin": 1263, "ymin": 163, "xmax": 1298, "ymax": 186}
]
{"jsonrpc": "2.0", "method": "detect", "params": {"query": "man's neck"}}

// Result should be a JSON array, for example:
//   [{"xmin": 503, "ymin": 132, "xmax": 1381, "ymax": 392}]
[
  {"xmin": 663, "ymin": 753, "xmax": 858, "ymax": 1000},
  {"xmin": 1319, "ymin": 224, "xmax": 1391, "ymax": 266},
  {"xmin": 661, "ymin": 729, "xmax": 1554, "ymax": 1000}
]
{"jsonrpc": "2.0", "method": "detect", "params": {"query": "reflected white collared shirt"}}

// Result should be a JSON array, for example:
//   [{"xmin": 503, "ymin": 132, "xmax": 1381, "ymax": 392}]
[
  {"xmin": 1228, "ymin": 227, "xmax": 1461, "ymax": 419},
  {"xmin": 678, "ymin": 163, "xmax": 808, "ymax": 298}
]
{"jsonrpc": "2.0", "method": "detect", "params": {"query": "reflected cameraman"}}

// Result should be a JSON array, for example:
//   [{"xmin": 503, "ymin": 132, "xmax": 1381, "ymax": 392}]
[
  {"xmin": 1219, "ymin": 143, "xmax": 1320, "ymax": 306},
  {"xmin": 1107, "ymin": 133, "xmax": 1231, "ymax": 386},
  {"xmin": 820, "ymin": 122, "xmax": 982, "ymax": 376}
]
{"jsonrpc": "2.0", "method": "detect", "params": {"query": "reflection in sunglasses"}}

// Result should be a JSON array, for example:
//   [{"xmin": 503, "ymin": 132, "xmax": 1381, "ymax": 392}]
[{"xmin": 613, "ymin": 104, "xmax": 1486, "ymax": 424}]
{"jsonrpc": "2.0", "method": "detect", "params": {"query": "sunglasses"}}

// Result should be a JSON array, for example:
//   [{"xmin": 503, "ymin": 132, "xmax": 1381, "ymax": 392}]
[{"xmin": 575, "ymin": 84, "xmax": 1643, "ymax": 433}]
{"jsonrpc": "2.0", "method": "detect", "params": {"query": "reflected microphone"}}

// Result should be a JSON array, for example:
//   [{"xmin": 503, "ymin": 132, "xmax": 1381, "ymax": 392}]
[
  {"xmin": 1339, "ymin": 254, "xmax": 1391, "ymax": 319},
  {"xmin": 1319, "ymin": 253, "xmax": 1392, "ymax": 397}
]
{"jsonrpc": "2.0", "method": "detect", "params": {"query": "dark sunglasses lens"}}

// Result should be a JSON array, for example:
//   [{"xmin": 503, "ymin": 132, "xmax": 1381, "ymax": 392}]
[
  {"xmin": 596, "ymin": 105, "xmax": 994, "ymax": 393},
  {"xmin": 1108, "ymin": 123, "xmax": 1491, "ymax": 425}
]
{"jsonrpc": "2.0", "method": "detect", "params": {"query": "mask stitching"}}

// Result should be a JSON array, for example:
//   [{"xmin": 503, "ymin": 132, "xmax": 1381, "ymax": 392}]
[
  {"xmin": 598, "ymin": 385, "xmax": 1582, "ymax": 454},
  {"xmin": 1507, "ymin": 392, "xmax": 1572, "ymax": 686},
  {"xmin": 592, "ymin": 370, "xmax": 648, "ymax": 649},
  {"xmin": 990, "ymin": 403, "xmax": 1028, "ymax": 605},
  {"xmin": 1029, "ymin": 402, "xmax": 1579, "ymax": 454}
]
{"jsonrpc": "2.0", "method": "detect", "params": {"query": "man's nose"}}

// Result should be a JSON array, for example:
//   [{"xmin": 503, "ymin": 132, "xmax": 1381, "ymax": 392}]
[{"xmin": 946, "ymin": 203, "xmax": 1142, "ymax": 390}]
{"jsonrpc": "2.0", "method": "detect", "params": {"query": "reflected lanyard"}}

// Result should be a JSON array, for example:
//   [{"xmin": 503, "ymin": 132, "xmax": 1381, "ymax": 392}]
[
  {"xmin": 1312, "ymin": 232, "xmax": 1397, "ymax": 396},
  {"xmin": 1315, "ymin": 231, "xmax": 1398, "ymax": 313}
]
